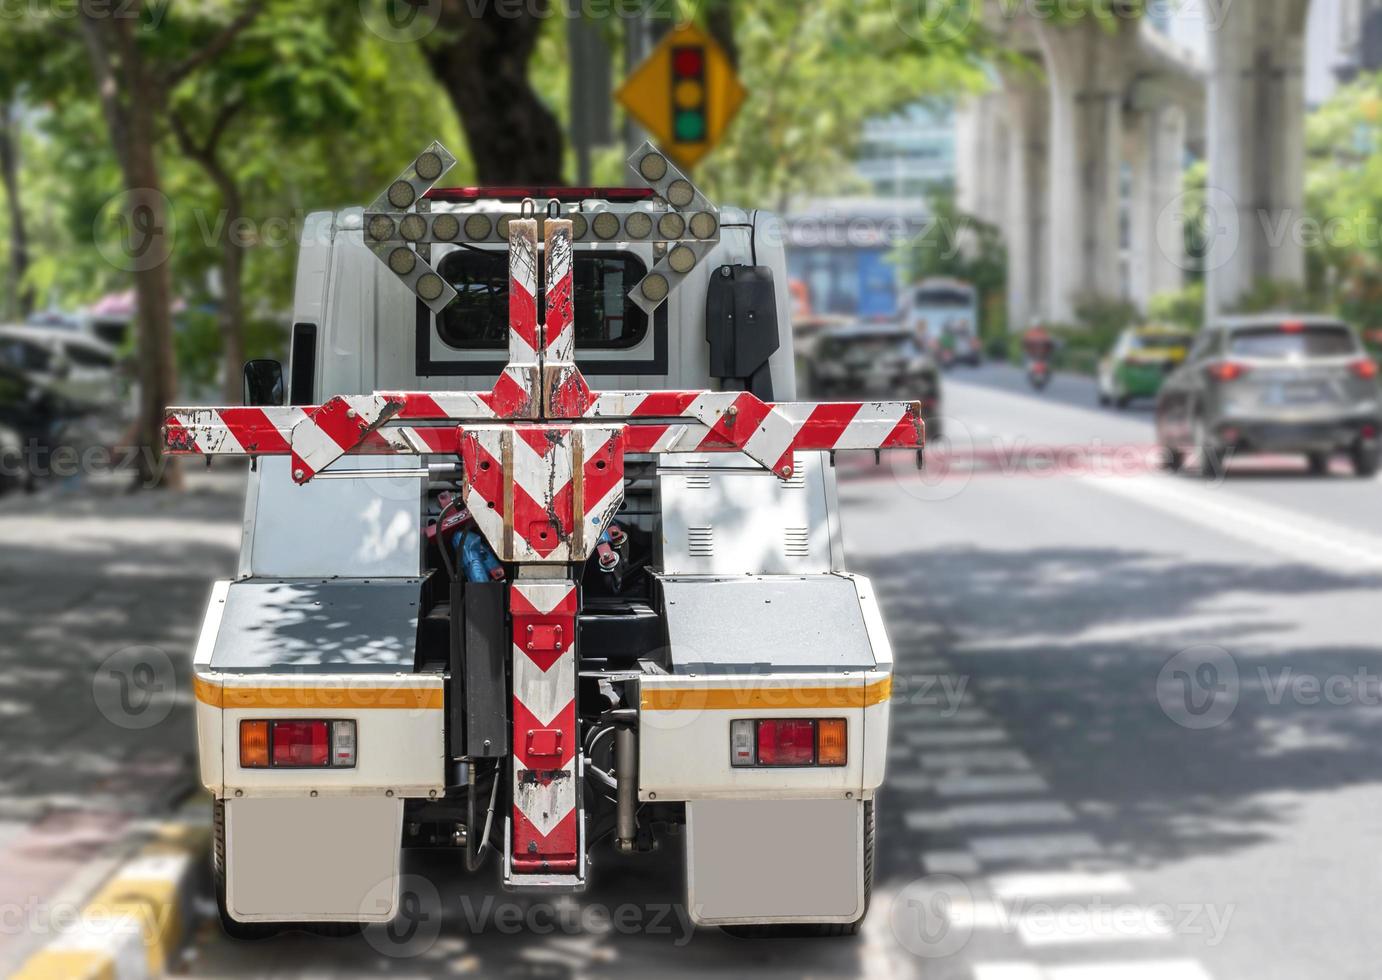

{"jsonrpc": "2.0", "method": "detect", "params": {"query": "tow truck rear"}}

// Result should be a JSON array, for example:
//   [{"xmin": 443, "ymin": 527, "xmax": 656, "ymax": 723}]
[{"xmin": 166, "ymin": 142, "xmax": 923, "ymax": 935}]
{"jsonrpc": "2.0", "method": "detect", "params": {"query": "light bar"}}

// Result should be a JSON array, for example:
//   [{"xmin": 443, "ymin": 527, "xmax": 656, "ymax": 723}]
[
  {"xmin": 362, "ymin": 141, "xmax": 460, "ymax": 314},
  {"xmin": 363, "ymin": 204, "xmax": 717, "ymax": 248},
  {"xmin": 625, "ymin": 141, "xmax": 720, "ymax": 314}
]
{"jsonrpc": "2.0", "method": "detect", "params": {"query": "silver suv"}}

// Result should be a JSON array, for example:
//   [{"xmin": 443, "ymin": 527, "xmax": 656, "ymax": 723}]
[{"xmin": 1156, "ymin": 315, "xmax": 1382, "ymax": 479}]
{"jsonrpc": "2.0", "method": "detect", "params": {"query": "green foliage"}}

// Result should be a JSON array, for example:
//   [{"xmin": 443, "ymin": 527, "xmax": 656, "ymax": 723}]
[
  {"xmin": 686, "ymin": 0, "xmax": 989, "ymax": 209},
  {"xmin": 1147, "ymin": 281, "xmax": 1205, "ymax": 331},
  {"xmin": 892, "ymin": 186, "xmax": 1007, "ymax": 341},
  {"xmin": 1305, "ymin": 71, "xmax": 1382, "ymax": 328}
]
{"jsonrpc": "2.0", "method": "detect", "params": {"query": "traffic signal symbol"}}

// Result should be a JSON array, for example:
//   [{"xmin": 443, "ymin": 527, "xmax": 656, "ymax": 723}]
[
  {"xmin": 671, "ymin": 45, "xmax": 707, "ymax": 144},
  {"xmin": 615, "ymin": 22, "xmax": 747, "ymax": 169}
]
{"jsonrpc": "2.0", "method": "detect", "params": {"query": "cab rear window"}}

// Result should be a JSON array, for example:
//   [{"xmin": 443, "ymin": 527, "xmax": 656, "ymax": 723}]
[
  {"xmin": 435, "ymin": 249, "xmax": 649, "ymax": 350},
  {"xmin": 1228, "ymin": 325, "xmax": 1357, "ymax": 360}
]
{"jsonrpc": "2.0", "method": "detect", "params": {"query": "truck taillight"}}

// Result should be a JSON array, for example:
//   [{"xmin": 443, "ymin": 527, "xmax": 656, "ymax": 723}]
[
  {"xmin": 239, "ymin": 719, "xmax": 356, "ymax": 769},
  {"xmin": 757, "ymin": 720, "xmax": 816, "ymax": 766},
  {"xmin": 730, "ymin": 719, "xmax": 848, "ymax": 768},
  {"xmin": 273, "ymin": 721, "xmax": 329, "ymax": 767}
]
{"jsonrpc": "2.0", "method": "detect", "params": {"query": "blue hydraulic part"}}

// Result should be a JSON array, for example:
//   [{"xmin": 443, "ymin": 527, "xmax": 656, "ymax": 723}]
[
  {"xmin": 456, "ymin": 530, "xmax": 504, "ymax": 582},
  {"xmin": 595, "ymin": 528, "xmax": 620, "ymax": 571}
]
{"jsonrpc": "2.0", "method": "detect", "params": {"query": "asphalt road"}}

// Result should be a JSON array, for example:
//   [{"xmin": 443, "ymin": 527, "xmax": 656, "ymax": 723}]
[{"xmin": 183, "ymin": 364, "xmax": 1382, "ymax": 979}]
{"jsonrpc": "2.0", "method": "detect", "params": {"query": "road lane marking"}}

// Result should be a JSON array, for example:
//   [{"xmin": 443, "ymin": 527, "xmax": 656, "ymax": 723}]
[
  {"xmin": 988, "ymin": 872, "xmax": 1133, "ymax": 900},
  {"xmin": 921, "ymin": 750, "xmax": 1033, "ymax": 771},
  {"xmin": 935, "ymin": 774, "xmax": 1051, "ymax": 797},
  {"xmin": 975, "ymin": 962, "xmax": 1214, "ymax": 980},
  {"xmin": 968, "ymin": 833, "xmax": 1103, "ymax": 863},
  {"xmin": 906, "ymin": 728, "xmax": 1009, "ymax": 747},
  {"xmin": 905, "ymin": 802, "xmax": 1076, "ymax": 832},
  {"xmin": 1082, "ymin": 473, "xmax": 1382, "ymax": 573},
  {"xmin": 922, "ymin": 850, "xmax": 982, "ymax": 875}
]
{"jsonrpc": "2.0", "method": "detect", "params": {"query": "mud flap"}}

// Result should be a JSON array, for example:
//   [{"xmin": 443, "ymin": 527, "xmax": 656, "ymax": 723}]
[{"xmin": 685, "ymin": 799, "xmax": 865, "ymax": 925}]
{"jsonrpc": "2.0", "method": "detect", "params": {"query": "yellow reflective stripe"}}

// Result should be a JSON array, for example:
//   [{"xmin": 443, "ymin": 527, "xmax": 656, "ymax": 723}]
[
  {"xmin": 194, "ymin": 677, "xmax": 443, "ymax": 710},
  {"xmin": 641, "ymin": 676, "xmax": 892, "ymax": 711}
]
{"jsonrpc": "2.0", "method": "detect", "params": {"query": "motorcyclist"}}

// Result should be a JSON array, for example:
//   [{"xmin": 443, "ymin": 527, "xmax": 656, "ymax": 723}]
[{"xmin": 1021, "ymin": 324, "xmax": 1057, "ymax": 364}]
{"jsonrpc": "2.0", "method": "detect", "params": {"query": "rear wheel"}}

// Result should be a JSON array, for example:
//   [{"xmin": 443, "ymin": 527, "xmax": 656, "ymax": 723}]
[
  {"xmin": 1351, "ymin": 443, "xmax": 1380, "ymax": 478},
  {"xmin": 1307, "ymin": 452, "xmax": 1332, "ymax": 477},
  {"xmin": 721, "ymin": 800, "xmax": 874, "ymax": 939},
  {"xmin": 1115, "ymin": 394, "xmax": 1132, "ymax": 410},
  {"xmin": 1162, "ymin": 446, "xmax": 1184, "ymax": 473}
]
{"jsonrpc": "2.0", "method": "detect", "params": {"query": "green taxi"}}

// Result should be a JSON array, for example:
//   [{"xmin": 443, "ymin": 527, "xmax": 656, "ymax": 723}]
[{"xmin": 1097, "ymin": 325, "xmax": 1195, "ymax": 409}]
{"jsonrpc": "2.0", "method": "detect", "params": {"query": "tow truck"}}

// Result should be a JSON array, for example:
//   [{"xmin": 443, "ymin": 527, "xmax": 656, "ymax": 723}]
[{"xmin": 165, "ymin": 142, "xmax": 923, "ymax": 936}]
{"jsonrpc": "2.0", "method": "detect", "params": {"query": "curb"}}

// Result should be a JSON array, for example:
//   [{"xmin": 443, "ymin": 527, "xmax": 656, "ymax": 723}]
[{"xmin": 12, "ymin": 814, "xmax": 211, "ymax": 980}]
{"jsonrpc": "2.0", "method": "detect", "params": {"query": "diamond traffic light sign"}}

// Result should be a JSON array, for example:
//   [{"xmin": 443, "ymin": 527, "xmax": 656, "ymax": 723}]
[{"xmin": 615, "ymin": 22, "xmax": 746, "ymax": 169}]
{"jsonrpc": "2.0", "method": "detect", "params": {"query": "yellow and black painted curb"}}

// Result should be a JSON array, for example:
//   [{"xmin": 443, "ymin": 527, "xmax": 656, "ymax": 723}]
[{"xmin": 12, "ymin": 814, "xmax": 211, "ymax": 980}]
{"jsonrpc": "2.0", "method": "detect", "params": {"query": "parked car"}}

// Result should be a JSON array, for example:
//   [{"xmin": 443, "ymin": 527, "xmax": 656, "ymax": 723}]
[
  {"xmin": 807, "ymin": 320, "xmax": 942, "ymax": 439},
  {"xmin": 1098, "ymin": 324, "xmax": 1195, "ymax": 408},
  {"xmin": 1156, "ymin": 315, "xmax": 1382, "ymax": 479},
  {"xmin": 0, "ymin": 324, "xmax": 123, "ymax": 409}
]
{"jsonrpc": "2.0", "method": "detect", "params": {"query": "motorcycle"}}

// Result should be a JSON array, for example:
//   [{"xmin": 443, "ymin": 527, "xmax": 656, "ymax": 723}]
[{"xmin": 1026, "ymin": 358, "xmax": 1052, "ymax": 391}]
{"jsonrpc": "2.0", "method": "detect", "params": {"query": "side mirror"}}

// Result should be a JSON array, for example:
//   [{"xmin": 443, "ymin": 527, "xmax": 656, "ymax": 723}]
[{"xmin": 243, "ymin": 359, "xmax": 284, "ymax": 407}]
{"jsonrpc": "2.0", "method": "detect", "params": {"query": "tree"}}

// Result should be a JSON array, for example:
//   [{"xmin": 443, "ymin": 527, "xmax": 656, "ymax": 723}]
[
  {"xmin": 168, "ymin": 5, "xmax": 361, "ymax": 402},
  {"xmin": 418, "ymin": 0, "xmax": 565, "ymax": 183},
  {"xmin": 76, "ymin": 0, "xmax": 264, "ymax": 486},
  {"xmin": 693, "ymin": 0, "xmax": 988, "ymax": 211},
  {"xmin": 0, "ymin": 103, "xmax": 33, "ymax": 320}
]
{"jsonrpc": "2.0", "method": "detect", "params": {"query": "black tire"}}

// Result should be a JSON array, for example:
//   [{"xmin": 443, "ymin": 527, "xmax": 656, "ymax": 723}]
[
  {"xmin": 1351, "ymin": 443, "xmax": 1380, "ymax": 478},
  {"xmin": 1099, "ymin": 393, "xmax": 1111, "ymax": 407},
  {"xmin": 1307, "ymin": 452, "xmax": 1331, "ymax": 477},
  {"xmin": 1115, "ymin": 395, "xmax": 1131, "ymax": 410},
  {"xmin": 721, "ymin": 800, "xmax": 874, "ymax": 939},
  {"xmin": 1162, "ymin": 446, "xmax": 1184, "ymax": 473},
  {"xmin": 213, "ymin": 801, "xmax": 362, "ymax": 940}
]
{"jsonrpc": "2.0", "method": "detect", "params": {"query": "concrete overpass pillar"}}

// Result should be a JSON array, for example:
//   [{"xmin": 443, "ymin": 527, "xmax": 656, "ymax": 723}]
[
  {"xmin": 1127, "ymin": 102, "xmax": 1187, "ymax": 312},
  {"xmin": 1002, "ymin": 77, "xmax": 1049, "ymax": 331},
  {"xmin": 955, "ymin": 92, "xmax": 1010, "ymax": 228},
  {"xmin": 1038, "ymin": 20, "xmax": 1139, "ymax": 323},
  {"xmin": 1206, "ymin": 0, "xmax": 1311, "ymax": 315}
]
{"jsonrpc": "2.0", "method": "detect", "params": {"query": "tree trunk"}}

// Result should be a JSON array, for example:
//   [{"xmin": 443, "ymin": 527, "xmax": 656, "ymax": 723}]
[
  {"xmin": 122, "ymin": 135, "xmax": 182, "ymax": 490},
  {"xmin": 217, "ymin": 180, "xmax": 246, "ymax": 404},
  {"xmin": 425, "ymin": 1, "xmax": 565, "ymax": 184},
  {"xmin": 0, "ymin": 103, "xmax": 34, "ymax": 319}
]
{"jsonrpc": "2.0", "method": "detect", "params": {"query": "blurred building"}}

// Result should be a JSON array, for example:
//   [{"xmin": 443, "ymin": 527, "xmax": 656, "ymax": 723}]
[{"xmin": 785, "ymin": 104, "xmax": 956, "ymax": 319}]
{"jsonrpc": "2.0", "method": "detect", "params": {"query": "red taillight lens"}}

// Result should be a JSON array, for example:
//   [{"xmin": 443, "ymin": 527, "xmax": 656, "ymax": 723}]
[
  {"xmin": 271, "ymin": 721, "xmax": 330, "ymax": 767},
  {"xmin": 756, "ymin": 720, "xmax": 817, "ymax": 766},
  {"xmin": 1351, "ymin": 359, "xmax": 1378, "ymax": 380},
  {"xmin": 1206, "ymin": 361, "xmax": 1248, "ymax": 382}
]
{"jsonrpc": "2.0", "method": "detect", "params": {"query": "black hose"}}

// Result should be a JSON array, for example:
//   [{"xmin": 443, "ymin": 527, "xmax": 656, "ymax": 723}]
[{"xmin": 434, "ymin": 497, "xmax": 462, "ymax": 581}]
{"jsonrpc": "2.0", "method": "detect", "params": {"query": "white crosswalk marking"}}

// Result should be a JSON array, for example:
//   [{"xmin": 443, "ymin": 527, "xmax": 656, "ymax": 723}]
[
  {"xmin": 922, "ymin": 750, "xmax": 1033, "ymax": 771},
  {"xmin": 968, "ymin": 833, "xmax": 1104, "ymax": 862},
  {"xmin": 988, "ymin": 872, "xmax": 1133, "ymax": 900},
  {"xmin": 974, "ymin": 962, "xmax": 1214, "ymax": 980},
  {"xmin": 935, "ymin": 774, "xmax": 1051, "ymax": 797},
  {"xmin": 905, "ymin": 801, "xmax": 1077, "ymax": 832}
]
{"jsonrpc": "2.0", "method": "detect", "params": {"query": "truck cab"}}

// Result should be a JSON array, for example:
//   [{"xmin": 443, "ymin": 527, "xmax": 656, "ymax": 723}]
[{"xmin": 178, "ymin": 146, "xmax": 910, "ymax": 937}]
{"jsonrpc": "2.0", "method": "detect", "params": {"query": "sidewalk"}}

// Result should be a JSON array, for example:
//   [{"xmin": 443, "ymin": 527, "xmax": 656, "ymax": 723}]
[{"xmin": 0, "ymin": 466, "xmax": 245, "ymax": 972}]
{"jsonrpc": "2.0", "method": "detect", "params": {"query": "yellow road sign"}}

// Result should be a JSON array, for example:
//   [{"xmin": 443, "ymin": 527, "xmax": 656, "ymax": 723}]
[{"xmin": 615, "ymin": 22, "xmax": 747, "ymax": 169}]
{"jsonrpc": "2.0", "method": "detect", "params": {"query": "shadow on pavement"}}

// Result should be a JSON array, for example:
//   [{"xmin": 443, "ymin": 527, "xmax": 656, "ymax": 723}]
[{"xmin": 857, "ymin": 544, "xmax": 1382, "ymax": 870}]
